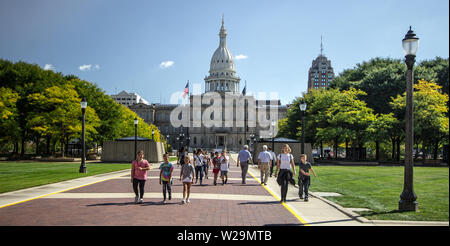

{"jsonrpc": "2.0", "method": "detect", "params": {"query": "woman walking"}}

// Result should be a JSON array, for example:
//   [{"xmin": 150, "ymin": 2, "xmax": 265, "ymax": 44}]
[
  {"xmin": 274, "ymin": 144, "xmax": 297, "ymax": 203},
  {"xmin": 180, "ymin": 155, "xmax": 195, "ymax": 204},
  {"xmin": 131, "ymin": 150, "xmax": 150, "ymax": 204},
  {"xmin": 194, "ymin": 149, "xmax": 204, "ymax": 185}
]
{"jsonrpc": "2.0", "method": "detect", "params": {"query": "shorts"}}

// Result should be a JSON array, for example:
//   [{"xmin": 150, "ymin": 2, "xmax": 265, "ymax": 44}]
[
  {"xmin": 182, "ymin": 177, "xmax": 192, "ymax": 183},
  {"xmin": 220, "ymin": 170, "xmax": 228, "ymax": 176},
  {"xmin": 213, "ymin": 168, "xmax": 220, "ymax": 174}
]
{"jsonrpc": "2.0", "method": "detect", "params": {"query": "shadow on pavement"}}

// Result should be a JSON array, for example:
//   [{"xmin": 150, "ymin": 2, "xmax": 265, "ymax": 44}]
[
  {"xmin": 86, "ymin": 202, "xmax": 135, "ymax": 207},
  {"xmin": 263, "ymin": 223, "xmax": 303, "ymax": 226},
  {"xmin": 237, "ymin": 201, "xmax": 281, "ymax": 205},
  {"xmin": 304, "ymin": 218, "xmax": 358, "ymax": 225}
]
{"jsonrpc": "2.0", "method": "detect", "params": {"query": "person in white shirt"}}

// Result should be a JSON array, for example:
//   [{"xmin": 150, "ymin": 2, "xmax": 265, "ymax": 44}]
[
  {"xmin": 274, "ymin": 144, "xmax": 297, "ymax": 203},
  {"xmin": 257, "ymin": 145, "xmax": 273, "ymax": 185},
  {"xmin": 219, "ymin": 149, "xmax": 229, "ymax": 185},
  {"xmin": 194, "ymin": 149, "xmax": 204, "ymax": 185}
]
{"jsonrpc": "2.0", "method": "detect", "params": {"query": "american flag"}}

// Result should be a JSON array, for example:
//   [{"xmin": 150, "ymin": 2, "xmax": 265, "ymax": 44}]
[{"xmin": 183, "ymin": 81, "xmax": 189, "ymax": 98}]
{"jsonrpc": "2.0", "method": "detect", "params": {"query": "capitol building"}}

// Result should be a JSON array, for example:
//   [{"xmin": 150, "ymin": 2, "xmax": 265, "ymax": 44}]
[{"xmin": 129, "ymin": 18, "xmax": 289, "ymax": 152}]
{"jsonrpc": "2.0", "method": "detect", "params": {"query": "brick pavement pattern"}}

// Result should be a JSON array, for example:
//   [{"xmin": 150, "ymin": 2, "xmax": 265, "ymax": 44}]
[{"xmin": 0, "ymin": 157, "xmax": 303, "ymax": 226}]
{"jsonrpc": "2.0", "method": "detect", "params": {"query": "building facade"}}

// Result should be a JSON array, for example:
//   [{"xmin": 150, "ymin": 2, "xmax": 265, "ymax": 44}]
[
  {"xmin": 129, "ymin": 18, "xmax": 288, "ymax": 152},
  {"xmin": 111, "ymin": 90, "xmax": 150, "ymax": 106},
  {"xmin": 307, "ymin": 38, "xmax": 335, "ymax": 92}
]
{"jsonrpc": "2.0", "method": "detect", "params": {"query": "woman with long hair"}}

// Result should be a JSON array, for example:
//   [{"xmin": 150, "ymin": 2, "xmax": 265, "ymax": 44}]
[{"xmin": 274, "ymin": 144, "xmax": 297, "ymax": 203}]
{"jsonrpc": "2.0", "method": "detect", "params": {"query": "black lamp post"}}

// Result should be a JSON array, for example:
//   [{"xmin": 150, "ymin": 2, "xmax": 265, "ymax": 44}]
[
  {"xmin": 271, "ymin": 121, "xmax": 276, "ymax": 152},
  {"xmin": 134, "ymin": 117, "xmax": 138, "ymax": 160},
  {"xmin": 299, "ymin": 100, "xmax": 307, "ymax": 154},
  {"xmin": 399, "ymin": 26, "xmax": 419, "ymax": 212},
  {"xmin": 79, "ymin": 97, "xmax": 87, "ymax": 173}
]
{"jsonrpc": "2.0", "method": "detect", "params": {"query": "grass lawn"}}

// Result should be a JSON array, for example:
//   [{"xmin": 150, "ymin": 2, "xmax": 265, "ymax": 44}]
[
  {"xmin": 0, "ymin": 162, "xmax": 131, "ymax": 194},
  {"xmin": 294, "ymin": 165, "xmax": 449, "ymax": 221}
]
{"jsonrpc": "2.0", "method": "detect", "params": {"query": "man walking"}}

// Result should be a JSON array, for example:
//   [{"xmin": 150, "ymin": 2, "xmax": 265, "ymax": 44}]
[
  {"xmin": 268, "ymin": 147, "xmax": 277, "ymax": 177},
  {"xmin": 237, "ymin": 145, "xmax": 252, "ymax": 184},
  {"xmin": 257, "ymin": 145, "xmax": 273, "ymax": 185}
]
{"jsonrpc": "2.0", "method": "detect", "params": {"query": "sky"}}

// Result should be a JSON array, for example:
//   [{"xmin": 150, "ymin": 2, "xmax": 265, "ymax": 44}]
[{"xmin": 0, "ymin": 0, "xmax": 448, "ymax": 105}]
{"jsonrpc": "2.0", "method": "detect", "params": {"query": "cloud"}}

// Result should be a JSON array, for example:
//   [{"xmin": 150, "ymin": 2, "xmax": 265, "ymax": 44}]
[
  {"xmin": 159, "ymin": 61, "xmax": 174, "ymax": 69},
  {"xmin": 79, "ymin": 64, "xmax": 100, "ymax": 71},
  {"xmin": 235, "ymin": 54, "xmax": 248, "ymax": 60},
  {"xmin": 43, "ymin": 64, "xmax": 54, "ymax": 70}
]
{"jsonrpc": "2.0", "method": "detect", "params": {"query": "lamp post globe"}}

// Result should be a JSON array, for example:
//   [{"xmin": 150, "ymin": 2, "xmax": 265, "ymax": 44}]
[
  {"xmin": 79, "ymin": 97, "xmax": 87, "ymax": 173},
  {"xmin": 399, "ymin": 26, "xmax": 419, "ymax": 212},
  {"xmin": 299, "ymin": 100, "xmax": 307, "ymax": 155}
]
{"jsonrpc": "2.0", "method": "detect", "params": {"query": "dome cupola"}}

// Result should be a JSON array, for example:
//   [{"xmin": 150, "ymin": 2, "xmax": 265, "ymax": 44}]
[{"xmin": 205, "ymin": 16, "xmax": 241, "ymax": 94}]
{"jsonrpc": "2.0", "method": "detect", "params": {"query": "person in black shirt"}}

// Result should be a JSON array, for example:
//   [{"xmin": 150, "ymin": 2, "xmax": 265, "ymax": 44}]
[{"xmin": 298, "ymin": 154, "xmax": 317, "ymax": 202}]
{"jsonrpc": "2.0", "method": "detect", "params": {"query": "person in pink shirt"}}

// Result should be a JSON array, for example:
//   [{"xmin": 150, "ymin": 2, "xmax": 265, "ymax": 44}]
[{"xmin": 131, "ymin": 150, "xmax": 150, "ymax": 204}]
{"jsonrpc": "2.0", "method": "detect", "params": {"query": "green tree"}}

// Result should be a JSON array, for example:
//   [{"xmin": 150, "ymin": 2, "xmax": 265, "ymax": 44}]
[
  {"xmin": 390, "ymin": 80, "xmax": 449, "ymax": 159},
  {"xmin": 0, "ymin": 87, "xmax": 20, "ymax": 153}
]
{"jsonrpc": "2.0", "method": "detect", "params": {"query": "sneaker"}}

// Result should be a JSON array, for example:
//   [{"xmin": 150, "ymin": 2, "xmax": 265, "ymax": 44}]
[
  {"xmin": 263, "ymin": 183, "xmax": 267, "ymax": 185},
  {"xmin": 186, "ymin": 198, "xmax": 190, "ymax": 203},
  {"xmin": 181, "ymin": 199, "xmax": 186, "ymax": 204},
  {"xmin": 299, "ymin": 196, "xmax": 304, "ymax": 199},
  {"xmin": 139, "ymin": 198, "xmax": 143, "ymax": 204},
  {"xmin": 163, "ymin": 200, "xmax": 167, "ymax": 204},
  {"xmin": 134, "ymin": 196, "xmax": 139, "ymax": 204},
  {"xmin": 304, "ymin": 198, "xmax": 309, "ymax": 202}
]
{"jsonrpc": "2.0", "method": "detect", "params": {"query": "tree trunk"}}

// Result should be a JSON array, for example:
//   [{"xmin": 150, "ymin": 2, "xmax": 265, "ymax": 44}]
[
  {"xmin": 334, "ymin": 138, "xmax": 338, "ymax": 159},
  {"xmin": 14, "ymin": 141, "xmax": 18, "ymax": 154},
  {"xmin": 433, "ymin": 139, "xmax": 439, "ymax": 160},
  {"xmin": 345, "ymin": 139, "xmax": 349, "ymax": 159},
  {"xmin": 391, "ymin": 138, "xmax": 396, "ymax": 160},
  {"xmin": 35, "ymin": 136, "xmax": 40, "ymax": 155},
  {"xmin": 320, "ymin": 141, "xmax": 323, "ymax": 159},
  {"xmin": 375, "ymin": 141, "xmax": 379, "ymax": 161},
  {"xmin": 21, "ymin": 137, "xmax": 25, "ymax": 157},
  {"xmin": 60, "ymin": 138, "xmax": 65, "ymax": 158},
  {"xmin": 396, "ymin": 138, "xmax": 401, "ymax": 162},
  {"xmin": 46, "ymin": 136, "xmax": 50, "ymax": 156}
]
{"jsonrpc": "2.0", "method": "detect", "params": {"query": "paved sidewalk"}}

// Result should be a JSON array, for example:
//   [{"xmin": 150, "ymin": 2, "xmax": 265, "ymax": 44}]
[
  {"xmin": 0, "ymin": 156, "xmax": 447, "ymax": 226},
  {"xmin": 0, "ymin": 159, "xmax": 300, "ymax": 226},
  {"xmin": 231, "ymin": 154, "xmax": 448, "ymax": 226}
]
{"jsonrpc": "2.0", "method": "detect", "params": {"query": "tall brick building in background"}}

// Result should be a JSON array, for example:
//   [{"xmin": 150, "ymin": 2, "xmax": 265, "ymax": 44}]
[{"xmin": 307, "ymin": 37, "xmax": 335, "ymax": 92}]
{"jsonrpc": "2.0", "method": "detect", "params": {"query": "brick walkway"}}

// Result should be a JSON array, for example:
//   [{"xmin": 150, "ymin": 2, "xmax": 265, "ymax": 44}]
[{"xmin": 0, "ymin": 157, "xmax": 303, "ymax": 226}]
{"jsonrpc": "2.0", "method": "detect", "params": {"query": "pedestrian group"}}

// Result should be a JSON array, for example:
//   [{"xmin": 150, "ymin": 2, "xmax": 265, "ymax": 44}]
[{"xmin": 130, "ymin": 143, "xmax": 316, "ymax": 205}]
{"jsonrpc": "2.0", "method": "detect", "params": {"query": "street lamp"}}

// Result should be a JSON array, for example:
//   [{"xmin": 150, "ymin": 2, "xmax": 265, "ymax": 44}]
[
  {"xmin": 271, "ymin": 121, "xmax": 276, "ymax": 152},
  {"xmin": 299, "ymin": 100, "xmax": 307, "ymax": 155},
  {"xmin": 79, "ymin": 97, "xmax": 87, "ymax": 173},
  {"xmin": 134, "ymin": 117, "xmax": 138, "ymax": 161},
  {"xmin": 399, "ymin": 26, "xmax": 419, "ymax": 212},
  {"xmin": 152, "ymin": 130, "xmax": 155, "ymax": 141}
]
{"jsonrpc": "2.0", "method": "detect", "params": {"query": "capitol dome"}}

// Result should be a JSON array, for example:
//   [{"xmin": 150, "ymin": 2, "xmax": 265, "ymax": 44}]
[
  {"xmin": 209, "ymin": 18, "xmax": 235, "ymax": 75},
  {"xmin": 205, "ymin": 17, "xmax": 241, "ymax": 94}
]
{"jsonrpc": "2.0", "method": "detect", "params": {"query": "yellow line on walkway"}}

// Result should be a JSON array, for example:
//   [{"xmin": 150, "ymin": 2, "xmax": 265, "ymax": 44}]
[
  {"xmin": 231, "ymin": 156, "xmax": 309, "ymax": 226},
  {"xmin": 0, "ymin": 172, "xmax": 128, "ymax": 209}
]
